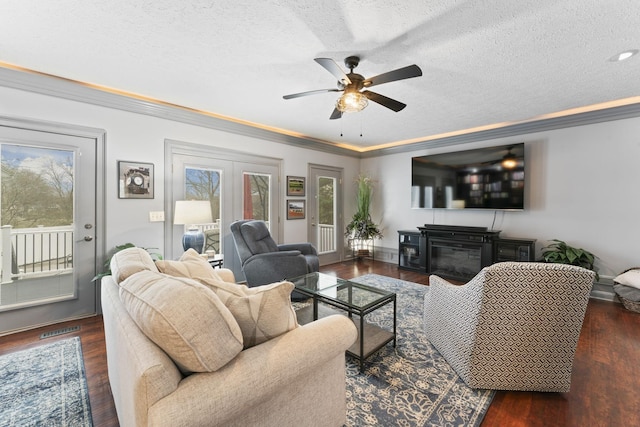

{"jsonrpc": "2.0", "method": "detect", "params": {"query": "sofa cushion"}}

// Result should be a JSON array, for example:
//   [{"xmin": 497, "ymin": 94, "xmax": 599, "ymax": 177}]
[
  {"xmin": 155, "ymin": 248, "xmax": 223, "ymax": 280},
  {"xmin": 118, "ymin": 270, "xmax": 243, "ymax": 374},
  {"xmin": 199, "ymin": 278, "xmax": 299, "ymax": 348},
  {"xmin": 110, "ymin": 247, "xmax": 159, "ymax": 284},
  {"xmin": 240, "ymin": 221, "xmax": 279, "ymax": 254}
]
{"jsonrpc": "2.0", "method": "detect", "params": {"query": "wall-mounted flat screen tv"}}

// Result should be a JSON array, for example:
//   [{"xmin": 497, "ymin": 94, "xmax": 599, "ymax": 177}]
[{"xmin": 411, "ymin": 142, "xmax": 525, "ymax": 210}]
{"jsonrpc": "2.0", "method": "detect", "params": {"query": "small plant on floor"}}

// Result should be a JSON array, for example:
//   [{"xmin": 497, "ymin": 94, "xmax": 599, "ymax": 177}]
[{"xmin": 540, "ymin": 239, "xmax": 599, "ymax": 281}]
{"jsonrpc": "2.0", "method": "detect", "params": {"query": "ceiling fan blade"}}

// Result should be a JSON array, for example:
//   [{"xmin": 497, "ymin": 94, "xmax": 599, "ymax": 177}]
[
  {"xmin": 314, "ymin": 58, "xmax": 352, "ymax": 85},
  {"xmin": 362, "ymin": 90, "xmax": 406, "ymax": 112},
  {"xmin": 363, "ymin": 64, "xmax": 422, "ymax": 88},
  {"xmin": 329, "ymin": 108, "xmax": 343, "ymax": 120},
  {"xmin": 283, "ymin": 88, "xmax": 341, "ymax": 100}
]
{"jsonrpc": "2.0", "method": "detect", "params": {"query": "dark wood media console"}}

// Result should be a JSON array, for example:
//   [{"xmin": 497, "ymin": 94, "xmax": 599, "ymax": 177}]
[{"xmin": 398, "ymin": 225, "xmax": 536, "ymax": 281}]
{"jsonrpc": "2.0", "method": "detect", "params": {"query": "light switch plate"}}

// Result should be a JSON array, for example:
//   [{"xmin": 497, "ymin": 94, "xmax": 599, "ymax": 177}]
[{"xmin": 149, "ymin": 211, "xmax": 165, "ymax": 222}]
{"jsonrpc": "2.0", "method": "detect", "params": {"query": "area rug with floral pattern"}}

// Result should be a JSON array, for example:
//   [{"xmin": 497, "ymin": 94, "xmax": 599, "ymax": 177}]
[{"xmin": 296, "ymin": 273, "xmax": 494, "ymax": 427}]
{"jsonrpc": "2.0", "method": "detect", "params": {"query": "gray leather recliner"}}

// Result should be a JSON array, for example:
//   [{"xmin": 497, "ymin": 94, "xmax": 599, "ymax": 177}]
[{"xmin": 230, "ymin": 220, "xmax": 319, "ymax": 299}]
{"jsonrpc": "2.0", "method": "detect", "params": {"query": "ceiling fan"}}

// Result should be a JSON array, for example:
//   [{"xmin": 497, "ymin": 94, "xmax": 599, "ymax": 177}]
[{"xmin": 283, "ymin": 56, "xmax": 422, "ymax": 120}]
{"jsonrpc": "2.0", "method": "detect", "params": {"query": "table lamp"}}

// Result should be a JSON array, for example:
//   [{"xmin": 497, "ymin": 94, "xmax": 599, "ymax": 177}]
[{"xmin": 173, "ymin": 200, "xmax": 213, "ymax": 253}]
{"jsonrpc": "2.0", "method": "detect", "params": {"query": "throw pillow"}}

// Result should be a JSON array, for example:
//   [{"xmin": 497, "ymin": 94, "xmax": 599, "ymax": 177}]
[
  {"xmin": 199, "ymin": 277, "xmax": 299, "ymax": 349},
  {"xmin": 614, "ymin": 269, "xmax": 640, "ymax": 290},
  {"xmin": 119, "ymin": 270, "xmax": 243, "ymax": 374},
  {"xmin": 110, "ymin": 247, "xmax": 159, "ymax": 284},
  {"xmin": 155, "ymin": 248, "xmax": 224, "ymax": 281}
]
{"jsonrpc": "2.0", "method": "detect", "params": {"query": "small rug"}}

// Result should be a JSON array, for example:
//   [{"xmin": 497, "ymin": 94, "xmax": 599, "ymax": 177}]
[
  {"xmin": 0, "ymin": 336, "xmax": 93, "ymax": 427},
  {"xmin": 299, "ymin": 274, "xmax": 495, "ymax": 427}
]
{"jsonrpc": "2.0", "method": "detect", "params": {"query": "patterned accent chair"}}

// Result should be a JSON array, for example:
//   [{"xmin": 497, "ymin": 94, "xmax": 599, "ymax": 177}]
[
  {"xmin": 423, "ymin": 262, "xmax": 595, "ymax": 392},
  {"xmin": 230, "ymin": 220, "xmax": 319, "ymax": 299}
]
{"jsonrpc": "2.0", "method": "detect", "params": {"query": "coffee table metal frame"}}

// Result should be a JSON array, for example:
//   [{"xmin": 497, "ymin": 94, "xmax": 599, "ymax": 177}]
[{"xmin": 290, "ymin": 272, "xmax": 396, "ymax": 372}]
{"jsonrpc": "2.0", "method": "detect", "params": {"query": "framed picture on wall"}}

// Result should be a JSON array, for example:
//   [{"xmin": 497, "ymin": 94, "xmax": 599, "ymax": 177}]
[
  {"xmin": 286, "ymin": 199, "xmax": 305, "ymax": 220},
  {"xmin": 118, "ymin": 161, "xmax": 154, "ymax": 199},
  {"xmin": 286, "ymin": 176, "xmax": 305, "ymax": 196}
]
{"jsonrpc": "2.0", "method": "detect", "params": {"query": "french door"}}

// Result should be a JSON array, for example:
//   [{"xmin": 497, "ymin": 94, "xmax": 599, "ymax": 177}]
[
  {"xmin": 165, "ymin": 141, "xmax": 281, "ymax": 280},
  {"xmin": 0, "ymin": 118, "xmax": 102, "ymax": 335},
  {"xmin": 307, "ymin": 164, "xmax": 343, "ymax": 265}
]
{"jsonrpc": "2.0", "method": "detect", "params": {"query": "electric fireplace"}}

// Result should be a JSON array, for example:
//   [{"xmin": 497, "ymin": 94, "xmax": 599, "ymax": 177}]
[{"xmin": 420, "ymin": 225, "xmax": 500, "ymax": 281}]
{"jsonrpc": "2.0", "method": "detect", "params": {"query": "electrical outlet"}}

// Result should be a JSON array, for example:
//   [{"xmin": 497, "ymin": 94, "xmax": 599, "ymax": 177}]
[{"xmin": 149, "ymin": 211, "xmax": 165, "ymax": 222}]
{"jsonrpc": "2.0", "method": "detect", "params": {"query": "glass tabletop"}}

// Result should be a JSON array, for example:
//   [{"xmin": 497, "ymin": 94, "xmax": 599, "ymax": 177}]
[{"xmin": 289, "ymin": 272, "xmax": 395, "ymax": 310}]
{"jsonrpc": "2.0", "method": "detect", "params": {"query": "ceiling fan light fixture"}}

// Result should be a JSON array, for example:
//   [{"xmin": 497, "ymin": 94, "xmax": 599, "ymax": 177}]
[
  {"xmin": 501, "ymin": 153, "xmax": 518, "ymax": 169},
  {"xmin": 336, "ymin": 92, "xmax": 368, "ymax": 113},
  {"xmin": 609, "ymin": 49, "xmax": 639, "ymax": 62}
]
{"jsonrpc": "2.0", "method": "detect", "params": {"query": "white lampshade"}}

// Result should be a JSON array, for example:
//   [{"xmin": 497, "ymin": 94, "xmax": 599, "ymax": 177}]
[{"xmin": 173, "ymin": 200, "xmax": 213, "ymax": 226}]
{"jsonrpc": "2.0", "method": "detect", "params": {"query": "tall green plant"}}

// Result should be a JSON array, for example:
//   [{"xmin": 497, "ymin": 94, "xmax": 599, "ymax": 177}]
[{"xmin": 345, "ymin": 175, "xmax": 383, "ymax": 240}]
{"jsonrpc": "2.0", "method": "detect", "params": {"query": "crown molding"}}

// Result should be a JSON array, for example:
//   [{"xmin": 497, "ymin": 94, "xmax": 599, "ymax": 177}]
[
  {"xmin": 2, "ymin": 65, "xmax": 640, "ymax": 160},
  {"xmin": 0, "ymin": 66, "xmax": 360, "ymax": 158},
  {"xmin": 359, "ymin": 103, "xmax": 640, "ymax": 158}
]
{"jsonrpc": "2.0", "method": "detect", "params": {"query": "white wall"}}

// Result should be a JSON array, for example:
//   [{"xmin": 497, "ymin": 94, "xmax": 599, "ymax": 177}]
[
  {"xmin": 0, "ymin": 86, "xmax": 361, "ymax": 259},
  {"xmin": 362, "ymin": 116, "xmax": 640, "ymax": 279}
]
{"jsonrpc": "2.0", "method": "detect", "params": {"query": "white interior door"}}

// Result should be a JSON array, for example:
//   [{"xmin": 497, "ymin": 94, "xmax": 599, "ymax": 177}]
[{"xmin": 0, "ymin": 122, "xmax": 101, "ymax": 335}]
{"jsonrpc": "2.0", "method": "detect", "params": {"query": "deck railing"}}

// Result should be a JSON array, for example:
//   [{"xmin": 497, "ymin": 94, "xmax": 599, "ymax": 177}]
[
  {"xmin": 1, "ymin": 225, "xmax": 74, "ymax": 283},
  {"xmin": 317, "ymin": 224, "xmax": 336, "ymax": 254},
  {"xmin": 188, "ymin": 221, "xmax": 336, "ymax": 255}
]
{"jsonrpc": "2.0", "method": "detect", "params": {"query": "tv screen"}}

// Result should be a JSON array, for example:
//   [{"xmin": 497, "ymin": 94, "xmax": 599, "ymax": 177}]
[{"xmin": 411, "ymin": 143, "xmax": 525, "ymax": 210}]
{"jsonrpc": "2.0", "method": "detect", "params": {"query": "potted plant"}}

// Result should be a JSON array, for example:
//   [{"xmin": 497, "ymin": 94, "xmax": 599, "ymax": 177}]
[
  {"xmin": 540, "ymin": 239, "xmax": 599, "ymax": 281},
  {"xmin": 345, "ymin": 174, "xmax": 383, "ymax": 257}
]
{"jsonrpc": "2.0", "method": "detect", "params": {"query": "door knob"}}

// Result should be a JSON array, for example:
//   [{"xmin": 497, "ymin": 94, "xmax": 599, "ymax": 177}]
[{"xmin": 84, "ymin": 236, "xmax": 93, "ymax": 242}]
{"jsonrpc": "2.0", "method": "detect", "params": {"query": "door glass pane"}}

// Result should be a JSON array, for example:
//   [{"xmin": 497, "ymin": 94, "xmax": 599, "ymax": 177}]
[
  {"xmin": 1, "ymin": 144, "xmax": 74, "ymax": 307},
  {"xmin": 243, "ymin": 172, "xmax": 270, "ymax": 225},
  {"xmin": 185, "ymin": 167, "xmax": 221, "ymax": 253},
  {"xmin": 317, "ymin": 176, "xmax": 336, "ymax": 254}
]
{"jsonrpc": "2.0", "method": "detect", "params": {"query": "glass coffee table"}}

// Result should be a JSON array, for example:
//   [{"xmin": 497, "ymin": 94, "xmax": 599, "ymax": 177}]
[{"xmin": 289, "ymin": 272, "xmax": 396, "ymax": 372}]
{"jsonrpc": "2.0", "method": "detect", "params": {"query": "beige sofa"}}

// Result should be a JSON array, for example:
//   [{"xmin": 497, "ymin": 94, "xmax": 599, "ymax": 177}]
[{"xmin": 101, "ymin": 248, "xmax": 357, "ymax": 427}]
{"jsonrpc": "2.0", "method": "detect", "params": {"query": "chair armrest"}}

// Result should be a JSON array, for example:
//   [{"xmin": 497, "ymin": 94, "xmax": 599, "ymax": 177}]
[
  {"xmin": 423, "ymin": 272, "xmax": 487, "ymax": 379},
  {"xmin": 247, "ymin": 250, "xmax": 302, "ymax": 259},
  {"xmin": 278, "ymin": 243, "xmax": 318, "ymax": 256},
  {"xmin": 242, "ymin": 251, "xmax": 309, "ymax": 286},
  {"xmin": 148, "ymin": 315, "xmax": 358, "ymax": 426}
]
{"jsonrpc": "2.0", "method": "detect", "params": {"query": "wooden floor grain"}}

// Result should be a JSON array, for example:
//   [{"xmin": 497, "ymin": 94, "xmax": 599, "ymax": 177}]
[{"xmin": 1, "ymin": 259, "xmax": 639, "ymax": 427}]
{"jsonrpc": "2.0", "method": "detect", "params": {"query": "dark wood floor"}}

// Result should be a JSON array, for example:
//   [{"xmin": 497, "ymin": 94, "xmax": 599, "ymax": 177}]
[{"xmin": 1, "ymin": 259, "xmax": 639, "ymax": 426}]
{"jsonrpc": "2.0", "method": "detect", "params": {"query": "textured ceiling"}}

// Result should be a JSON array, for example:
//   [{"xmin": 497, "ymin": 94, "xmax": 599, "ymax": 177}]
[{"xmin": 1, "ymin": 0, "xmax": 639, "ymax": 152}]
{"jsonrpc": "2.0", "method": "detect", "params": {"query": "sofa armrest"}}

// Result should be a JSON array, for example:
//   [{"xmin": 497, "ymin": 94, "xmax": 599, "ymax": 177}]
[
  {"xmin": 101, "ymin": 276, "xmax": 183, "ymax": 427},
  {"xmin": 148, "ymin": 314, "xmax": 358, "ymax": 426}
]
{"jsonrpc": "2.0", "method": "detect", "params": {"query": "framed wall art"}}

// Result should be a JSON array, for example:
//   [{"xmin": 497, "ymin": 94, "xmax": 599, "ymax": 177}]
[
  {"xmin": 286, "ymin": 199, "xmax": 305, "ymax": 220},
  {"xmin": 286, "ymin": 176, "xmax": 305, "ymax": 197},
  {"xmin": 118, "ymin": 161, "xmax": 154, "ymax": 199}
]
